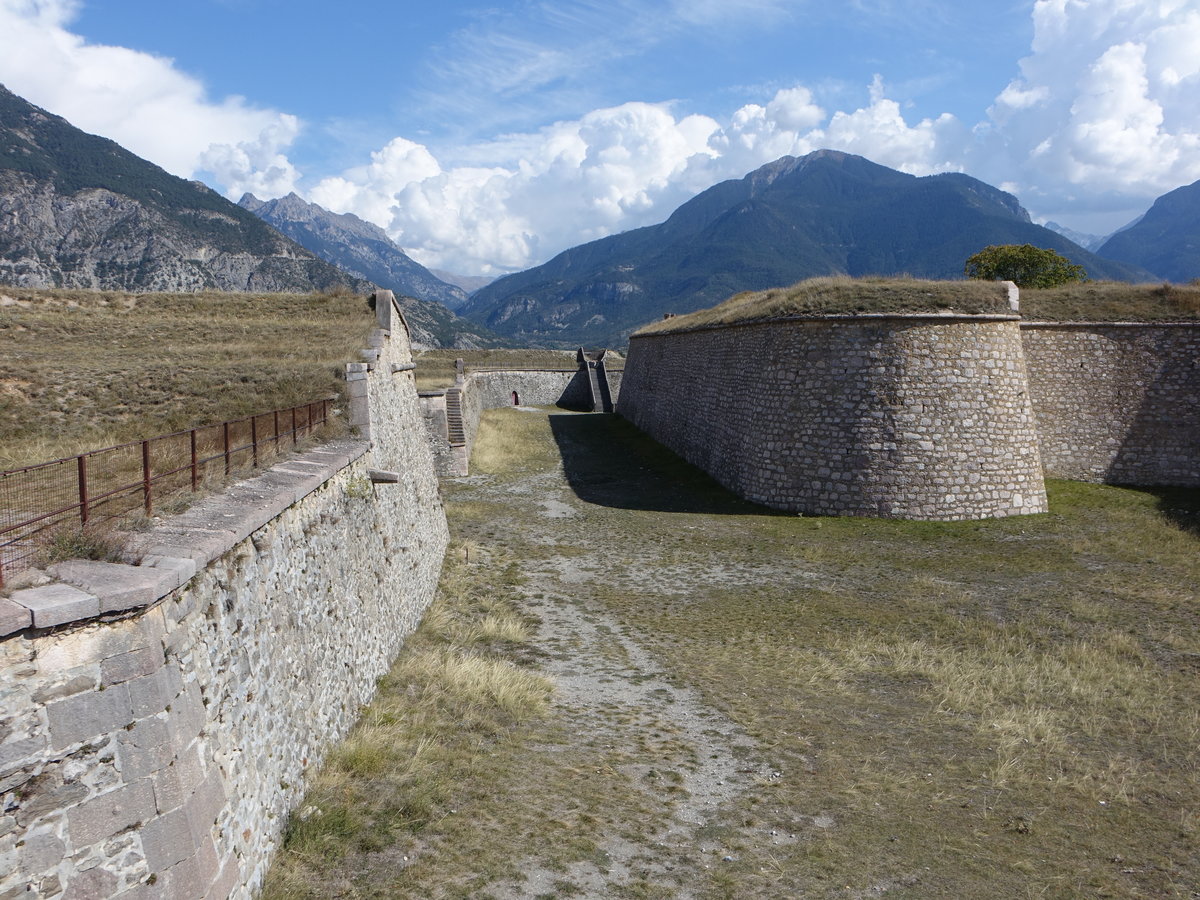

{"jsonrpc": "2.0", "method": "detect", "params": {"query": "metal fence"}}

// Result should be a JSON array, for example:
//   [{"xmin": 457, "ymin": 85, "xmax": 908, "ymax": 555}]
[{"xmin": 0, "ymin": 399, "xmax": 331, "ymax": 588}]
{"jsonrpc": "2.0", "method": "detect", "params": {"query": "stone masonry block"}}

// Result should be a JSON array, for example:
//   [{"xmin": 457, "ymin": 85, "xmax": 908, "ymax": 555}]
[
  {"xmin": 68, "ymin": 778, "xmax": 155, "ymax": 848},
  {"xmin": 116, "ymin": 716, "xmax": 174, "ymax": 780},
  {"xmin": 9, "ymin": 583, "xmax": 99, "ymax": 628},
  {"xmin": 61, "ymin": 865, "xmax": 119, "ymax": 900},
  {"xmin": 47, "ymin": 560, "xmax": 175, "ymax": 614},
  {"xmin": 165, "ymin": 685, "xmax": 205, "ymax": 751},
  {"xmin": 151, "ymin": 744, "xmax": 204, "ymax": 814},
  {"xmin": 17, "ymin": 829, "xmax": 65, "ymax": 872},
  {"xmin": 47, "ymin": 682, "xmax": 132, "ymax": 750},
  {"xmin": 0, "ymin": 598, "xmax": 31, "ymax": 637},
  {"xmin": 0, "ymin": 736, "xmax": 47, "ymax": 778},
  {"xmin": 101, "ymin": 647, "xmax": 163, "ymax": 686},
  {"xmin": 208, "ymin": 857, "xmax": 241, "ymax": 900},
  {"xmin": 127, "ymin": 665, "xmax": 183, "ymax": 718},
  {"xmin": 139, "ymin": 556, "xmax": 197, "ymax": 591},
  {"xmin": 139, "ymin": 805, "xmax": 193, "ymax": 872},
  {"xmin": 184, "ymin": 770, "xmax": 226, "ymax": 838}
]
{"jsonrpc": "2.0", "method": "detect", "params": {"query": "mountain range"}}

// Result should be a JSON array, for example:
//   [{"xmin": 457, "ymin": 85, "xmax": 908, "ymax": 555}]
[
  {"xmin": 0, "ymin": 83, "xmax": 375, "ymax": 297},
  {"xmin": 1095, "ymin": 179, "xmax": 1200, "ymax": 284},
  {"xmin": 0, "ymin": 83, "xmax": 494, "ymax": 349},
  {"xmin": 4, "ymin": 80, "xmax": 1200, "ymax": 353},
  {"xmin": 238, "ymin": 192, "xmax": 499, "ymax": 348},
  {"xmin": 462, "ymin": 150, "xmax": 1154, "ymax": 346}
]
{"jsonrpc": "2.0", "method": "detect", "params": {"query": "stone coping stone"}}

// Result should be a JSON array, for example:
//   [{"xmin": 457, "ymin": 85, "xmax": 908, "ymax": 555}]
[
  {"xmin": 0, "ymin": 596, "xmax": 33, "ymax": 636},
  {"xmin": 7, "ymin": 583, "xmax": 99, "ymax": 629},
  {"xmin": 47, "ymin": 560, "xmax": 178, "ymax": 614},
  {"xmin": 2, "ymin": 439, "xmax": 369, "ymax": 639}
]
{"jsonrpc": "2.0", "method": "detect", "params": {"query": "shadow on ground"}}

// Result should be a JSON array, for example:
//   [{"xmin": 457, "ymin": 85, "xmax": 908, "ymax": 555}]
[
  {"xmin": 548, "ymin": 412, "xmax": 787, "ymax": 516},
  {"xmin": 1145, "ymin": 485, "xmax": 1200, "ymax": 536}
]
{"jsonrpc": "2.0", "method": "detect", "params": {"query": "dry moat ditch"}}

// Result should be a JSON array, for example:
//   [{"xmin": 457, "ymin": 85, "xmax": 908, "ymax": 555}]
[{"xmin": 263, "ymin": 408, "xmax": 1200, "ymax": 899}]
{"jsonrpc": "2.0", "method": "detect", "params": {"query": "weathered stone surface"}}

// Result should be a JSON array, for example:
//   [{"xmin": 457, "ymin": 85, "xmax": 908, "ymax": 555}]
[
  {"xmin": 621, "ymin": 314, "xmax": 1048, "ymax": 520},
  {"xmin": 100, "ymin": 648, "xmax": 162, "ymax": 687},
  {"xmin": 9, "ymin": 584, "xmax": 99, "ymax": 628},
  {"xmin": 116, "ymin": 717, "xmax": 173, "ymax": 781},
  {"xmin": 47, "ymin": 561, "xmax": 174, "ymax": 614},
  {"xmin": 68, "ymin": 779, "xmax": 155, "ymax": 847},
  {"xmin": 138, "ymin": 556, "xmax": 197, "ymax": 591},
  {"xmin": 62, "ymin": 866, "xmax": 120, "ymax": 900},
  {"xmin": 140, "ymin": 806, "xmax": 193, "ymax": 871},
  {"xmin": 0, "ymin": 599, "xmax": 31, "ymax": 637},
  {"xmin": 47, "ymin": 683, "xmax": 132, "ymax": 750},
  {"xmin": 126, "ymin": 666, "xmax": 183, "ymax": 718},
  {"xmin": 17, "ymin": 830, "xmax": 65, "ymax": 871}
]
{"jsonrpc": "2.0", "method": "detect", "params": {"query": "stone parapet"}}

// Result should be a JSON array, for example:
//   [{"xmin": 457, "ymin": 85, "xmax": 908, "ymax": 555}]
[
  {"xmin": 0, "ymin": 291, "xmax": 449, "ymax": 899},
  {"xmin": 1021, "ymin": 321, "xmax": 1200, "ymax": 486}
]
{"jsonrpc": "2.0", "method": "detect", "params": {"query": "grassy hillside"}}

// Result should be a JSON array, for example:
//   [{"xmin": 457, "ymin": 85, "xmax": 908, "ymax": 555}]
[{"xmin": 0, "ymin": 287, "xmax": 376, "ymax": 469}]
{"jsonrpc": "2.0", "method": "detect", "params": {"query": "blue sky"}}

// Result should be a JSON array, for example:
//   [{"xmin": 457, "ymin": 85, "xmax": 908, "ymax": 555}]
[{"xmin": 2, "ymin": 1, "xmax": 1199, "ymax": 274}]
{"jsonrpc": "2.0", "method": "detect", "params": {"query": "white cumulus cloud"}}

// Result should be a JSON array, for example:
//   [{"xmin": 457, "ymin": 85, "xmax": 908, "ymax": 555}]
[
  {"xmin": 311, "ymin": 82, "xmax": 978, "ymax": 275},
  {"xmin": 0, "ymin": 0, "xmax": 301, "ymax": 194},
  {"xmin": 984, "ymin": 0, "xmax": 1200, "ymax": 227}
]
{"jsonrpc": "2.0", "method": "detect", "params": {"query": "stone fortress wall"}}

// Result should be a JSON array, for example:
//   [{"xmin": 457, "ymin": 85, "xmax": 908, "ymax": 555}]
[
  {"xmin": 0, "ymin": 293, "xmax": 449, "ymax": 899},
  {"xmin": 620, "ymin": 314, "xmax": 1048, "ymax": 520},
  {"xmin": 619, "ymin": 308, "xmax": 1200, "ymax": 521},
  {"xmin": 1021, "ymin": 322, "xmax": 1200, "ymax": 485},
  {"xmin": 419, "ymin": 365, "xmax": 623, "ymax": 477}
]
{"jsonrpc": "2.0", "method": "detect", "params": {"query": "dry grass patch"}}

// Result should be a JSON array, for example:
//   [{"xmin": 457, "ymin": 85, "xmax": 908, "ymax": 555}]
[
  {"xmin": 1022, "ymin": 280, "xmax": 1200, "ymax": 321},
  {"xmin": 0, "ymin": 287, "xmax": 376, "ymax": 468},
  {"xmin": 635, "ymin": 276, "xmax": 1011, "ymax": 335},
  {"xmin": 414, "ymin": 349, "xmax": 583, "ymax": 391}
]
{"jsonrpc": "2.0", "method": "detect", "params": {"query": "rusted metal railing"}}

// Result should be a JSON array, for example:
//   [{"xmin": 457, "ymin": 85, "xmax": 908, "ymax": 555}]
[{"xmin": 0, "ymin": 399, "xmax": 330, "ymax": 588}]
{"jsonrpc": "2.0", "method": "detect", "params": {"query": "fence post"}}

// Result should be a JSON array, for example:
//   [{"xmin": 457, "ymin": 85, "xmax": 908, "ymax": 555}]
[
  {"xmin": 78, "ymin": 455, "xmax": 89, "ymax": 526},
  {"xmin": 291, "ymin": 407, "xmax": 298, "ymax": 447},
  {"xmin": 273, "ymin": 410, "xmax": 280, "ymax": 453},
  {"xmin": 142, "ymin": 441, "xmax": 152, "ymax": 516},
  {"xmin": 223, "ymin": 422, "xmax": 231, "ymax": 476},
  {"xmin": 190, "ymin": 429, "xmax": 198, "ymax": 492},
  {"xmin": 251, "ymin": 415, "xmax": 259, "ymax": 468}
]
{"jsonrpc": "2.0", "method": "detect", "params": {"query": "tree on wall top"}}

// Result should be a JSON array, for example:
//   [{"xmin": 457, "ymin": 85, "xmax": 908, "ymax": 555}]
[{"xmin": 964, "ymin": 244, "xmax": 1086, "ymax": 288}]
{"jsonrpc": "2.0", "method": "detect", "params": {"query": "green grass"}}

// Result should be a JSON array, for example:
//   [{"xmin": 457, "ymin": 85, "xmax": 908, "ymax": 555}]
[
  {"xmin": 0, "ymin": 287, "xmax": 377, "ymax": 468},
  {"xmin": 261, "ymin": 409, "xmax": 1200, "ymax": 898}
]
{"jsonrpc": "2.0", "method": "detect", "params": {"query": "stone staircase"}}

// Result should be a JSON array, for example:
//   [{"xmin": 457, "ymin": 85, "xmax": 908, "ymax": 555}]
[{"xmin": 445, "ymin": 387, "xmax": 466, "ymax": 446}]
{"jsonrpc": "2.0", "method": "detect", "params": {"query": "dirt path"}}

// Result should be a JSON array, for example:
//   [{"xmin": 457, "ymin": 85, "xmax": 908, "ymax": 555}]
[{"xmin": 446, "ymin": 420, "xmax": 811, "ymax": 898}]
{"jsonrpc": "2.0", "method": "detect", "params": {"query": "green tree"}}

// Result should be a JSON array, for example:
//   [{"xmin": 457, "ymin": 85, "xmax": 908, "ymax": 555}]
[{"xmin": 964, "ymin": 244, "xmax": 1086, "ymax": 288}]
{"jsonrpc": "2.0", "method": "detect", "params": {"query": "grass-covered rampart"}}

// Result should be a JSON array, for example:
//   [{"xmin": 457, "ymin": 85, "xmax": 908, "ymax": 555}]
[
  {"xmin": 0, "ymin": 287, "xmax": 376, "ymax": 469},
  {"xmin": 634, "ymin": 277, "xmax": 1200, "ymax": 338}
]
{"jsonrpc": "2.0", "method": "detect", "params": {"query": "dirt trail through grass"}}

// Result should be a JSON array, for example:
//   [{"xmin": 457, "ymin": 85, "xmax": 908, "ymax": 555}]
[{"xmin": 264, "ymin": 407, "xmax": 1200, "ymax": 899}]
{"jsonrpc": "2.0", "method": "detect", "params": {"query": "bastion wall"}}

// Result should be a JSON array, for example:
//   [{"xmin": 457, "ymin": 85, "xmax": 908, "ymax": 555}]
[
  {"xmin": 0, "ymin": 294, "xmax": 449, "ymax": 899},
  {"xmin": 619, "ymin": 314, "xmax": 1048, "ymax": 521},
  {"xmin": 1021, "ymin": 322, "xmax": 1200, "ymax": 486}
]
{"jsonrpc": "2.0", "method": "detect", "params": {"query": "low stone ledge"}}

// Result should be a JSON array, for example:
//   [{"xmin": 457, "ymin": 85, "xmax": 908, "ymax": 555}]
[
  {"xmin": 8, "ymin": 583, "xmax": 99, "ymax": 628},
  {"xmin": 48, "ymin": 560, "xmax": 178, "ymax": 614},
  {"xmin": 2, "ymin": 439, "xmax": 370, "ymax": 640},
  {"xmin": 0, "ymin": 596, "xmax": 32, "ymax": 635}
]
